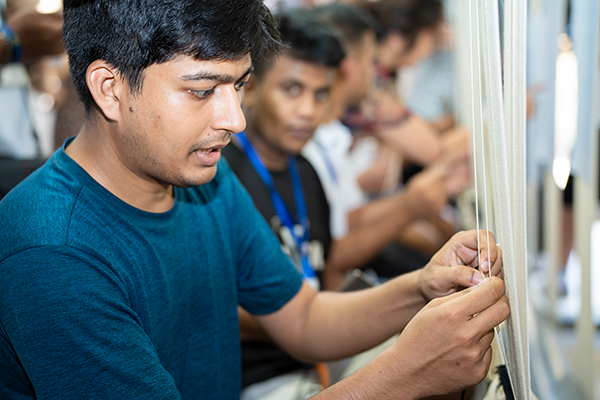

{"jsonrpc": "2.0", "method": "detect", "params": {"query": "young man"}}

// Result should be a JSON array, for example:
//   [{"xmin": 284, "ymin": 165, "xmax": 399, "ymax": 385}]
[{"xmin": 0, "ymin": 1, "xmax": 509, "ymax": 399}]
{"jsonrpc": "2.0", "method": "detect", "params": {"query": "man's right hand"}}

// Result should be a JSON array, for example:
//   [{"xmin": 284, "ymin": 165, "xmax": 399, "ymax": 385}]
[{"xmin": 389, "ymin": 277, "xmax": 510, "ymax": 398}]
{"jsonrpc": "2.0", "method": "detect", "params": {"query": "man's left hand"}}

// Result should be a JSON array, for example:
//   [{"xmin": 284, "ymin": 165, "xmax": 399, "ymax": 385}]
[{"xmin": 419, "ymin": 229, "xmax": 503, "ymax": 301}]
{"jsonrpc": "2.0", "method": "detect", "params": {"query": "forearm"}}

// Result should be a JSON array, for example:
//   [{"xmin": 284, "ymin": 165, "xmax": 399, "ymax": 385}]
[
  {"xmin": 377, "ymin": 116, "xmax": 441, "ymax": 166},
  {"xmin": 326, "ymin": 195, "xmax": 417, "ymax": 276},
  {"xmin": 309, "ymin": 346, "xmax": 421, "ymax": 400},
  {"xmin": 347, "ymin": 194, "xmax": 402, "ymax": 231},
  {"xmin": 266, "ymin": 273, "xmax": 426, "ymax": 362}
]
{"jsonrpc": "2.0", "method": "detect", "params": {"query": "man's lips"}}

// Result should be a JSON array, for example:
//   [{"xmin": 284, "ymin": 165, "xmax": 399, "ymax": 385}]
[
  {"xmin": 193, "ymin": 141, "xmax": 229, "ymax": 154},
  {"xmin": 288, "ymin": 127, "xmax": 314, "ymax": 139},
  {"xmin": 192, "ymin": 142, "xmax": 229, "ymax": 165}
]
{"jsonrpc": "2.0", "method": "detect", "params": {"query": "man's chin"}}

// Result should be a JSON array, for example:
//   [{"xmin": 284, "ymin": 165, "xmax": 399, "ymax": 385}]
[{"xmin": 173, "ymin": 166, "xmax": 218, "ymax": 188}]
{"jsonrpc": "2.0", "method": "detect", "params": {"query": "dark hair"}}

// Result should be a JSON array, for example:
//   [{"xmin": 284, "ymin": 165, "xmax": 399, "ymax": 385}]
[
  {"xmin": 63, "ymin": 0, "xmax": 284, "ymax": 112},
  {"xmin": 360, "ymin": 0, "xmax": 443, "ymax": 49},
  {"xmin": 310, "ymin": 3, "xmax": 382, "ymax": 49},
  {"xmin": 252, "ymin": 8, "xmax": 346, "ymax": 78}
]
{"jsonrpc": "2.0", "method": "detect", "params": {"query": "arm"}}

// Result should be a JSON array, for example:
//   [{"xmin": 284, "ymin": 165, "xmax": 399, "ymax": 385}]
[
  {"xmin": 258, "ymin": 230, "xmax": 502, "ymax": 361},
  {"xmin": 374, "ymin": 115, "xmax": 442, "ymax": 166},
  {"xmin": 309, "ymin": 277, "xmax": 509, "ymax": 399},
  {"xmin": 254, "ymin": 230, "xmax": 508, "ymax": 398},
  {"xmin": 256, "ymin": 270, "xmax": 427, "ymax": 362},
  {"xmin": 239, "ymin": 306, "xmax": 272, "ymax": 342},
  {"xmin": 324, "ymin": 167, "xmax": 451, "ymax": 289}
]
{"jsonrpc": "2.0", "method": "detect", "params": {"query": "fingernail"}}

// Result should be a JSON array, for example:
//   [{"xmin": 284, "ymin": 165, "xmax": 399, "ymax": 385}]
[
  {"xmin": 481, "ymin": 261, "xmax": 489, "ymax": 272},
  {"xmin": 477, "ymin": 277, "xmax": 491, "ymax": 286},
  {"xmin": 472, "ymin": 273, "xmax": 483, "ymax": 285}
]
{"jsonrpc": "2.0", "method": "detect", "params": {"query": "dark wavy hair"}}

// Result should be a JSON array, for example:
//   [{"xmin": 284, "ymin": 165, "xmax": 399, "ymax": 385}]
[
  {"xmin": 63, "ymin": 0, "xmax": 284, "ymax": 112},
  {"xmin": 360, "ymin": 0, "xmax": 443, "ymax": 50},
  {"xmin": 252, "ymin": 8, "xmax": 346, "ymax": 78},
  {"xmin": 310, "ymin": 3, "xmax": 382, "ymax": 49}
]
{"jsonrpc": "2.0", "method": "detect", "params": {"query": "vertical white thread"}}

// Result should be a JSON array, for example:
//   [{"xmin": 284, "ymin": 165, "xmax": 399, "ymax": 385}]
[
  {"xmin": 474, "ymin": 0, "xmax": 493, "ymax": 276},
  {"xmin": 468, "ymin": 0, "xmax": 482, "ymax": 271},
  {"xmin": 475, "ymin": 0, "xmax": 510, "ymax": 373}
]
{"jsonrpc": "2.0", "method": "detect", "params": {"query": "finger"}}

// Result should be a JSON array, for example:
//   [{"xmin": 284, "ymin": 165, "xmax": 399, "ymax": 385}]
[
  {"xmin": 437, "ymin": 277, "xmax": 507, "ymax": 320},
  {"xmin": 471, "ymin": 294, "xmax": 510, "ymax": 336},
  {"xmin": 489, "ymin": 248, "xmax": 503, "ymax": 277},
  {"xmin": 479, "ymin": 328, "xmax": 495, "ymax": 350},
  {"xmin": 476, "ymin": 230, "xmax": 498, "ymax": 269},
  {"xmin": 433, "ymin": 265, "xmax": 485, "ymax": 291},
  {"xmin": 478, "ymin": 242, "xmax": 502, "ymax": 277},
  {"xmin": 443, "ymin": 230, "xmax": 484, "ymax": 266},
  {"xmin": 478, "ymin": 345, "xmax": 494, "ymax": 384}
]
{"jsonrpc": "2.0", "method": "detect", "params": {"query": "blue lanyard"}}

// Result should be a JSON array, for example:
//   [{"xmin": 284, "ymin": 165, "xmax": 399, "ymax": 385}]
[{"xmin": 235, "ymin": 132, "xmax": 316, "ymax": 280}]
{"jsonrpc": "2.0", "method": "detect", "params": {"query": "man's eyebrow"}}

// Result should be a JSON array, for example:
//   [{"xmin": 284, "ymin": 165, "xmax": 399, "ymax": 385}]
[{"xmin": 181, "ymin": 66, "xmax": 254, "ymax": 83}]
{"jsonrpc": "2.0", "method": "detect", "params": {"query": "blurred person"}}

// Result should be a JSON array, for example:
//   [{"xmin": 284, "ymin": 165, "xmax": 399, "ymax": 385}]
[
  {"xmin": 346, "ymin": 0, "xmax": 467, "ymax": 188},
  {"xmin": 335, "ymin": 0, "xmax": 471, "ymax": 255},
  {"xmin": 300, "ymin": 3, "xmax": 469, "ymax": 286},
  {"xmin": 0, "ymin": 1, "xmax": 63, "ymax": 197}
]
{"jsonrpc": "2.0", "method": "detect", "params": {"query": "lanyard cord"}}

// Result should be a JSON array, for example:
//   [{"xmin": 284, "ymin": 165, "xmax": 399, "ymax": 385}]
[{"xmin": 235, "ymin": 132, "xmax": 316, "ymax": 281}]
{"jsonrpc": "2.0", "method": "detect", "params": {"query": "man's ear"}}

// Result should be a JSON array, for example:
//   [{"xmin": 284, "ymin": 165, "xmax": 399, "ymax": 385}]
[
  {"xmin": 339, "ymin": 52, "xmax": 355, "ymax": 82},
  {"xmin": 242, "ymin": 74, "xmax": 260, "ymax": 109},
  {"xmin": 86, "ymin": 60, "xmax": 128, "ymax": 121}
]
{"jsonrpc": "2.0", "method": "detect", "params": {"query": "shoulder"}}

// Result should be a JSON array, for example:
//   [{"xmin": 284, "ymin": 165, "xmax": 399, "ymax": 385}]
[{"xmin": 0, "ymin": 154, "xmax": 85, "ymax": 261}]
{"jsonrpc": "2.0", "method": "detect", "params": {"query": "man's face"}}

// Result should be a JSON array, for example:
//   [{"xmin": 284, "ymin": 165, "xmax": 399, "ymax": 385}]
[
  {"xmin": 118, "ymin": 55, "xmax": 251, "ymax": 188},
  {"xmin": 245, "ymin": 55, "xmax": 336, "ymax": 156},
  {"xmin": 345, "ymin": 31, "xmax": 377, "ymax": 106}
]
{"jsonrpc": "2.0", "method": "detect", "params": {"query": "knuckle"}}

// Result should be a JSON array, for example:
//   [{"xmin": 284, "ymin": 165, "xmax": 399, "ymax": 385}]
[{"xmin": 457, "ymin": 329, "xmax": 474, "ymax": 345}]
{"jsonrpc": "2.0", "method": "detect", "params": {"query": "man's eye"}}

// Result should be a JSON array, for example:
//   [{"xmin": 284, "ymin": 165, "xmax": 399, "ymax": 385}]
[
  {"xmin": 189, "ymin": 89, "xmax": 215, "ymax": 99},
  {"xmin": 283, "ymin": 84, "xmax": 301, "ymax": 97},
  {"xmin": 315, "ymin": 89, "xmax": 330, "ymax": 102}
]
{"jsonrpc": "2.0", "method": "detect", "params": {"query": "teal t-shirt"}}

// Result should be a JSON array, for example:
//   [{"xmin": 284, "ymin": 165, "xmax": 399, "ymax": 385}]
[{"xmin": 0, "ymin": 141, "xmax": 303, "ymax": 399}]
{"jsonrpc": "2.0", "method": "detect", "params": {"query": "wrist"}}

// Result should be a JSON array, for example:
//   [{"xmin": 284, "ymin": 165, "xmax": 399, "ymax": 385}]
[
  {"xmin": 0, "ymin": 24, "xmax": 22, "ymax": 66},
  {"xmin": 414, "ymin": 268, "xmax": 430, "ymax": 303},
  {"xmin": 393, "ymin": 193, "xmax": 419, "ymax": 227}
]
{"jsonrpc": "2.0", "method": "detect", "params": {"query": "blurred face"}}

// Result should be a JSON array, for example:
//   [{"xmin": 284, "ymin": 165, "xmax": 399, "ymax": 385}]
[
  {"xmin": 118, "ymin": 55, "xmax": 251, "ymax": 188},
  {"xmin": 378, "ymin": 28, "xmax": 438, "ymax": 70},
  {"xmin": 245, "ymin": 55, "xmax": 336, "ymax": 158},
  {"xmin": 344, "ymin": 31, "xmax": 377, "ymax": 106}
]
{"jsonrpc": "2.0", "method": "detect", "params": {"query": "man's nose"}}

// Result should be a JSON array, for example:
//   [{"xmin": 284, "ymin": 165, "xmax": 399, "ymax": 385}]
[{"xmin": 213, "ymin": 86, "xmax": 247, "ymax": 134}]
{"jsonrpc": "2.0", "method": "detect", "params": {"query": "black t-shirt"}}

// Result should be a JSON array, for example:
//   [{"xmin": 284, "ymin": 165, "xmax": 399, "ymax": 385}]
[{"xmin": 223, "ymin": 141, "xmax": 332, "ymax": 388}]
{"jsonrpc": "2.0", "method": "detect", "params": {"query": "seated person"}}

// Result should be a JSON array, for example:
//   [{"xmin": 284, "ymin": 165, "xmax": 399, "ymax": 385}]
[
  {"xmin": 352, "ymin": 0, "xmax": 470, "ymax": 187},
  {"xmin": 0, "ymin": 1, "xmax": 509, "ymax": 399},
  {"xmin": 301, "ymin": 3, "xmax": 470, "ymax": 287},
  {"xmin": 223, "ymin": 11, "xmax": 344, "ymax": 398},
  {"xmin": 0, "ymin": 3, "xmax": 64, "ymax": 198}
]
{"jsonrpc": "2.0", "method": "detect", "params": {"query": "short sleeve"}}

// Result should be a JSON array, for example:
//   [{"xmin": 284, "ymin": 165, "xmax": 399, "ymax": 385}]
[
  {"xmin": 222, "ymin": 166, "xmax": 303, "ymax": 316},
  {"xmin": 0, "ymin": 246, "xmax": 182, "ymax": 400}
]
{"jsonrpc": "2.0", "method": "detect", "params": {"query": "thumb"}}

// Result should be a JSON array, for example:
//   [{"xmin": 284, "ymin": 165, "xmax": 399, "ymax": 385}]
[
  {"xmin": 429, "ymin": 276, "xmax": 506, "ymax": 318},
  {"xmin": 427, "ymin": 265, "xmax": 485, "ymax": 298}
]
